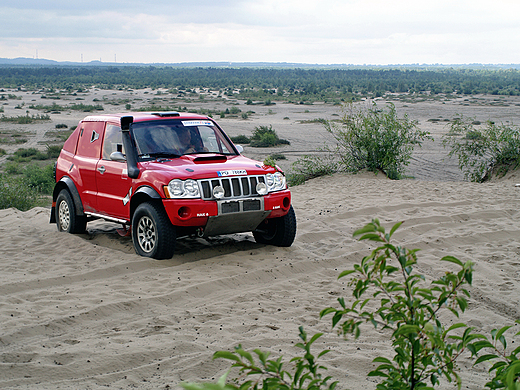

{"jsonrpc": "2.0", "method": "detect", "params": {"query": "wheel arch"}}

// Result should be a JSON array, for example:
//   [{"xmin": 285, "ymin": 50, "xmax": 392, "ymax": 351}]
[
  {"xmin": 130, "ymin": 185, "xmax": 163, "ymax": 220},
  {"xmin": 50, "ymin": 176, "xmax": 84, "ymax": 223}
]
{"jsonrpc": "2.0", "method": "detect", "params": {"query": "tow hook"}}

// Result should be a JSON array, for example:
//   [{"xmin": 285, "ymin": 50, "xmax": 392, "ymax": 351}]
[{"xmin": 196, "ymin": 227, "xmax": 204, "ymax": 238}]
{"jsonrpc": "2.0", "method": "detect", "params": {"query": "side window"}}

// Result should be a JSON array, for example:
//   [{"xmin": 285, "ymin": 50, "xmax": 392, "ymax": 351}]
[{"xmin": 102, "ymin": 124, "xmax": 124, "ymax": 160}]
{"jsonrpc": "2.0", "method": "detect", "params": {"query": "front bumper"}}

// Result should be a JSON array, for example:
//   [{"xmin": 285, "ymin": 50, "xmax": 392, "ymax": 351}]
[{"xmin": 162, "ymin": 189, "xmax": 291, "ymax": 237}]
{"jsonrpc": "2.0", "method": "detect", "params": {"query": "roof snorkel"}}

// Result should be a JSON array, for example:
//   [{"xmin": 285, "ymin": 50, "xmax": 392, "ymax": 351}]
[{"xmin": 121, "ymin": 116, "xmax": 140, "ymax": 179}]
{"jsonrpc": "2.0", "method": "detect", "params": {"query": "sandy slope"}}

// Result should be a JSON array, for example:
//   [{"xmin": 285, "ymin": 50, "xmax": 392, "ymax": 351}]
[{"xmin": 1, "ymin": 171, "xmax": 520, "ymax": 389}]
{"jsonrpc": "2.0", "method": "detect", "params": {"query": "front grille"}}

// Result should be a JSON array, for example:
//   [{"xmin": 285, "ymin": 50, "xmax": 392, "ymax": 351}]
[{"xmin": 199, "ymin": 175, "xmax": 266, "ymax": 200}]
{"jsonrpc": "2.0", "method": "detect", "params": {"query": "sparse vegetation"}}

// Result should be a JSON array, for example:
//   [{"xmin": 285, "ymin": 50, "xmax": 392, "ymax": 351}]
[
  {"xmin": 442, "ymin": 115, "xmax": 520, "ymax": 182},
  {"xmin": 290, "ymin": 103, "xmax": 430, "ymax": 182},
  {"xmin": 0, "ymin": 114, "xmax": 50, "ymax": 124},
  {"xmin": 288, "ymin": 153, "xmax": 339, "ymax": 186}
]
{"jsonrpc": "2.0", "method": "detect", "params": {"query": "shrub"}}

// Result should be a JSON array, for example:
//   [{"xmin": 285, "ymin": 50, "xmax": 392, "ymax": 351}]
[
  {"xmin": 0, "ymin": 173, "xmax": 45, "ymax": 211},
  {"xmin": 55, "ymin": 123, "xmax": 68, "ymax": 129},
  {"xmin": 180, "ymin": 219, "xmax": 520, "ymax": 390},
  {"xmin": 250, "ymin": 125, "xmax": 290, "ymax": 147},
  {"xmin": 3, "ymin": 161, "xmax": 22, "ymax": 175},
  {"xmin": 8, "ymin": 146, "xmax": 60, "ymax": 162},
  {"xmin": 11, "ymin": 147, "xmax": 48, "ymax": 161},
  {"xmin": 46, "ymin": 145, "xmax": 62, "ymax": 159},
  {"xmin": 269, "ymin": 153, "xmax": 286, "ymax": 161},
  {"xmin": 230, "ymin": 135, "xmax": 251, "ymax": 144},
  {"xmin": 23, "ymin": 164, "xmax": 55, "ymax": 195},
  {"xmin": 0, "ymin": 114, "xmax": 50, "ymax": 124},
  {"xmin": 287, "ymin": 154, "xmax": 339, "ymax": 186},
  {"xmin": 322, "ymin": 103, "xmax": 430, "ymax": 179},
  {"xmin": 442, "ymin": 116, "xmax": 520, "ymax": 182}
]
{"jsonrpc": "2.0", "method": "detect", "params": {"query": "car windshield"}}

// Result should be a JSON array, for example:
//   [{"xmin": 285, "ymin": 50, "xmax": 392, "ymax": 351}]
[{"xmin": 132, "ymin": 119, "xmax": 236, "ymax": 159}]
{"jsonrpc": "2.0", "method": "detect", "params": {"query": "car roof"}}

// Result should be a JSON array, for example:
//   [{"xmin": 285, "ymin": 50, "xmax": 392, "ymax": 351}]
[{"xmin": 81, "ymin": 112, "xmax": 212, "ymax": 124}]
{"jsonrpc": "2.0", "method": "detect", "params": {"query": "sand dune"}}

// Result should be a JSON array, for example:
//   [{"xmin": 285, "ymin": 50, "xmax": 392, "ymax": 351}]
[
  {"xmin": 2, "ymin": 90, "xmax": 520, "ymax": 388},
  {"xmin": 2, "ymin": 170, "xmax": 520, "ymax": 389}
]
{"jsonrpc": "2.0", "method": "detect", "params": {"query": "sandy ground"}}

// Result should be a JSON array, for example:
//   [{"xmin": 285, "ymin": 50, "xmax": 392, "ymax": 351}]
[{"xmin": 1, "ymin": 89, "xmax": 520, "ymax": 389}]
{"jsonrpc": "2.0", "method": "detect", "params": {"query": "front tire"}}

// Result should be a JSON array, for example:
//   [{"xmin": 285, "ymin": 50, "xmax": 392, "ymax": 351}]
[
  {"xmin": 253, "ymin": 205, "xmax": 296, "ymax": 247},
  {"xmin": 132, "ymin": 202, "xmax": 176, "ymax": 259},
  {"xmin": 56, "ymin": 189, "xmax": 87, "ymax": 234}
]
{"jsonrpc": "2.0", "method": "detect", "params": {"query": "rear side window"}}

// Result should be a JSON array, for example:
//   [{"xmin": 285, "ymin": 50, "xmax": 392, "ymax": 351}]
[{"xmin": 76, "ymin": 121, "xmax": 105, "ymax": 158}]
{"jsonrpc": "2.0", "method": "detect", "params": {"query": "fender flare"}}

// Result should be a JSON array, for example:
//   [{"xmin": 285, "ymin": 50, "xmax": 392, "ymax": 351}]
[
  {"xmin": 130, "ymin": 185, "xmax": 162, "ymax": 219},
  {"xmin": 134, "ymin": 185, "xmax": 161, "ymax": 199},
  {"xmin": 50, "ymin": 176, "xmax": 85, "ymax": 223}
]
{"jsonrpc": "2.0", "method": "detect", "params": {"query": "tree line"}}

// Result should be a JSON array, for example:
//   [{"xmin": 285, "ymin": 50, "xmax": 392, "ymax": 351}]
[{"xmin": 2, "ymin": 66, "xmax": 520, "ymax": 99}]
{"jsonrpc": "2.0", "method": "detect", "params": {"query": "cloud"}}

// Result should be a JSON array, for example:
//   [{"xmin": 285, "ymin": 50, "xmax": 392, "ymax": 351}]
[{"xmin": 1, "ymin": 0, "xmax": 520, "ymax": 64}]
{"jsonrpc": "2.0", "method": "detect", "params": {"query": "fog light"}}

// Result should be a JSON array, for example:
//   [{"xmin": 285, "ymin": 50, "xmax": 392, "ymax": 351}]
[
  {"xmin": 178, "ymin": 206, "xmax": 191, "ymax": 219},
  {"xmin": 213, "ymin": 185, "xmax": 225, "ymax": 199},
  {"xmin": 256, "ymin": 182, "xmax": 268, "ymax": 195}
]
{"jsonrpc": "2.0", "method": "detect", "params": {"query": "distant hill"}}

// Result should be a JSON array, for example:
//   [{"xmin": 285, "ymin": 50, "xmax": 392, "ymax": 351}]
[{"xmin": 2, "ymin": 57, "xmax": 520, "ymax": 70}]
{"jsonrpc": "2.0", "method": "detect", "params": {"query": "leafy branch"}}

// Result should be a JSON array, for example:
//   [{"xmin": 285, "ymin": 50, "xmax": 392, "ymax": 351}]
[{"xmin": 320, "ymin": 219, "xmax": 480, "ymax": 389}]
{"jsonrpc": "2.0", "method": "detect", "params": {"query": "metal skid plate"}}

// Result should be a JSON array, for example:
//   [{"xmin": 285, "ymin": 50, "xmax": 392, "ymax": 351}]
[{"xmin": 202, "ymin": 197, "xmax": 270, "ymax": 237}]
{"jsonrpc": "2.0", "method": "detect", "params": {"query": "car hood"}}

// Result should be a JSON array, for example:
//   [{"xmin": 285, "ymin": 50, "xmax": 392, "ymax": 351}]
[{"xmin": 138, "ymin": 154, "xmax": 275, "ymax": 181}]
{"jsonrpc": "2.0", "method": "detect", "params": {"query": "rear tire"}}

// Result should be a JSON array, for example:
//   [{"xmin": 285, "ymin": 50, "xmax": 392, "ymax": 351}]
[
  {"xmin": 56, "ymin": 189, "xmax": 87, "ymax": 234},
  {"xmin": 253, "ymin": 205, "xmax": 296, "ymax": 247},
  {"xmin": 132, "ymin": 202, "xmax": 176, "ymax": 259}
]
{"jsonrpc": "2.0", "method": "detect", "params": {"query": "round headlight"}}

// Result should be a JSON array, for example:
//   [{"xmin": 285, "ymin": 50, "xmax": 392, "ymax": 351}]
[
  {"xmin": 213, "ymin": 185, "xmax": 225, "ymax": 199},
  {"xmin": 266, "ymin": 174, "xmax": 275, "ymax": 188},
  {"xmin": 184, "ymin": 179, "xmax": 200, "ymax": 197},
  {"xmin": 256, "ymin": 182, "xmax": 268, "ymax": 195},
  {"xmin": 168, "ymin": 179, "xmax": 184, "ymax": 197},
  {"xmin": 274, "ymin": 172, "xmax": 285, "ymax": 189}
]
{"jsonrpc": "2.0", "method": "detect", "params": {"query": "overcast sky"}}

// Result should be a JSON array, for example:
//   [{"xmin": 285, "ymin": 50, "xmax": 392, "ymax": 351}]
[{"xmin": 1, "ymin": 0, "xmax": 519, "ymax": 65}]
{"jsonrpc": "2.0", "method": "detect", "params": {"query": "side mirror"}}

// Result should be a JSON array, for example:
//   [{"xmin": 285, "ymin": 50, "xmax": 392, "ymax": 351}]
[
  {"xmin": 110, "ymin": 151, "xmax": 126, "ymax": 162},
  {"xmin": 235, "ymin": 145, "xmax": 244, "ymax": 154}
]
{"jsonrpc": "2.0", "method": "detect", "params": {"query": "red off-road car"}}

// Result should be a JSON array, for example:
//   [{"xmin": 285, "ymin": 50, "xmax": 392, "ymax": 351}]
[{"xmin": 50, "ymin": 112, "xmax": 296, "ymax": 259}]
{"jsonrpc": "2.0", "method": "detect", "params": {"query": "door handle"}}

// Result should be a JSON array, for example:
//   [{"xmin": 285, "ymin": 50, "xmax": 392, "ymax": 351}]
[{"xmin": 97, "ymin": 166, "xmax": 106, "ymax": 174}]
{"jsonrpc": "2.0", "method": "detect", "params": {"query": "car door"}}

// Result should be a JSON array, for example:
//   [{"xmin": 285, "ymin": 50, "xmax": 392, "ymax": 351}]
[
  {"xmin": 74, "ymin": 120, "xmax": 105, "ymax": 212},
  {"xmin": 95, "ymin": 124, "xmax": 132, "ymax": 221}
]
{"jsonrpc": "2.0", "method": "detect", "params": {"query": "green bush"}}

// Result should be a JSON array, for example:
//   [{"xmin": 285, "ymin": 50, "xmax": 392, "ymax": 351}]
[
  {"xmin": 269, "ymin": 153, "xmax": 286, "ymax": 161},
  {"xmin": 287, "ymin": 154, "xmax": 339, "ymax": 186},
  {"xmin": 8, "ymin": 146, "xmax": 60, "ymax": 162},
  {"xmin": 46, "ymin": 144, "xmax": 62, "ymax": 159},
  {"xmin": 0, "ymin": 114, "xmax": 50, "ymax": 124},
  {"xmin": 23, "ymin": 164, "xmax": 55, "ymax": 195},
  {"xmin": 180, "ymin": 219, "xmax": 520, "ymax": 390},
  {"xmin": 9, "ymin": 147, "xmax": 48, "ymax": 162},
  {"xmin": 230, "ymin": 135, "xmax": 251, "ymax": 144},
  {"xmin": 289, "ymin": 103, "xmax": 430, "ymax": 184},
  {"xmin": 442, "ymin": 116, "xmax": 520, "ymax": 182},
  {"xmin": 3, "ymin": 161, "xmax": 22, "ymax": 175},
  {"xmin": 250, "ymin": 125, "xmax": 290, "ymax": 147},
  {"xmin": 0, "ymin": 173, "xmax": 46, "ymax": 211}
]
